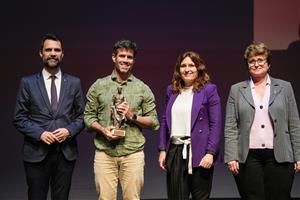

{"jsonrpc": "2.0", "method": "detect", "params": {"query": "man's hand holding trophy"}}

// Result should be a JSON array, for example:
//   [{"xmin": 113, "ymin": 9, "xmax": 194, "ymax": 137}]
[{"xmin": 110, "ymin": 87, "xmax": 127, "ymax": 137}]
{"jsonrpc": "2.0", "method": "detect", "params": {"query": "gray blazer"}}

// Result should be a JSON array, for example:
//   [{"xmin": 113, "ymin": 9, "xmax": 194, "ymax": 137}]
[{"xmin": 224, "ymin": 76, "xmax": 300, "ymax": 163}]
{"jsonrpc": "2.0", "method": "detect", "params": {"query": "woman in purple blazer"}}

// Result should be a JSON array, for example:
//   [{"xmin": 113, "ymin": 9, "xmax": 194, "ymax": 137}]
[{"xmin": 158, "ymin": 51, "xmax": 223, "ymax": 200}]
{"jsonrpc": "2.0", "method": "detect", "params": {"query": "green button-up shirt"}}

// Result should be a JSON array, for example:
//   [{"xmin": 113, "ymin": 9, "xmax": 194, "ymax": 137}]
[{"xmin": 84, "ymin": 72, "xmax": 159, "ymax": 156}]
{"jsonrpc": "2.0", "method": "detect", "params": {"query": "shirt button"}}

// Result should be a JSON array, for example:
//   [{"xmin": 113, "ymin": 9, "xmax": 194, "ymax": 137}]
[
  {"xmin": 260, "ymin": 105, "xmax": 263, "ymax": 109},
  {"xmin": 261, "ymin": 124, "xmax": 265, "ymax": 128},
  {"xmin": 199, "ymin": 130, "xmax": 202, "ymax": 133},
  {"xmin": 199, "ymin": 117, "xmax": 203, "ymax": 121},
  {"xmin": 262, "ymin": 144, "xmax": 265, "ymax": 147},
  {"xmin": 274, "ymin": 119, "xmax": 277, "ymax": 123}
]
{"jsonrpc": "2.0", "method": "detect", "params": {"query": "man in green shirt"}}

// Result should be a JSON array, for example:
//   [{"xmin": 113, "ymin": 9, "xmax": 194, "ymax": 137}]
[{"xmin": 84, "ymin": 39, "xmax": 159, "ymax": 200}]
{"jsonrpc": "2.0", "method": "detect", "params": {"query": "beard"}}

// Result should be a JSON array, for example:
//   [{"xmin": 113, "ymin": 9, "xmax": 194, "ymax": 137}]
[
  {"xmin": 43, "ymin": 57, "xmax": 61, "ymax": 68},
  {"xmin": 115, "ymin": 63, "xmax": 132, "ymax": 74}
]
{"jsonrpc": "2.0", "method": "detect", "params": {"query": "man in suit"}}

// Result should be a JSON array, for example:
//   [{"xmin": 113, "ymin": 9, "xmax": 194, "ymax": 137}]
[{"xmin": 13, "ymin": 33, "xmax": 85, "ymax": 200}]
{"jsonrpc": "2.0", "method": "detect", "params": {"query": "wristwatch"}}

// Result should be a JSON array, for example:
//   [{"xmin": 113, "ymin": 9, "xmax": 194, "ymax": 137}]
[{"xmin": 131, "ymin": 113, "xmax": 137, "ymax": 122}]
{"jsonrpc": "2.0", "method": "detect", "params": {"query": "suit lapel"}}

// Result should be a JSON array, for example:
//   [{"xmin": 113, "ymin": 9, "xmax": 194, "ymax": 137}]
[
  {"xmin": 190, "ymin": 89, "xmax": 204, "ymax": 130},
  {"xmin": 167, "ymin": 88, "xmax": 205, "ymax": 131},
  {"xmin": 57, "ymin": 73, "xmax": 68, "ymax": 112},
  {"xmin": 239, "ymin": 80, "xmax": 255, "ymax": 108},
  {"xmin": 269, "ymin": 77, "xmax": 281, "ymax": 106},
  {"xmin": 36, "ymin": 73, "xmax": 52, "ymax": 110}
]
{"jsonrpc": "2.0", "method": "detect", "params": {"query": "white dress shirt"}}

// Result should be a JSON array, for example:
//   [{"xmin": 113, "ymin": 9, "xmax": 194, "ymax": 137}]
[{"xmin": 42, "ymin": 68, "xmax": 62, "ymax": 103}]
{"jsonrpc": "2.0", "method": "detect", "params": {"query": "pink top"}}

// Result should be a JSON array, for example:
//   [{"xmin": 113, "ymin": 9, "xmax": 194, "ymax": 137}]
[{"xmin": 249, "ymin": 75, "xmax": 274, "ymax": 149}]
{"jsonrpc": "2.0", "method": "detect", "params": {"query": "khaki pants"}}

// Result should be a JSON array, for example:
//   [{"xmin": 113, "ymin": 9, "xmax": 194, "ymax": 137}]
[{"xmin": 94, "ymin": 150, "xmax": 145, "ymax": 200}]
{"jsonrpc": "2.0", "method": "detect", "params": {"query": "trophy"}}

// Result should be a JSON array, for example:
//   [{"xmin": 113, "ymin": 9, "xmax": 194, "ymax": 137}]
[{"xmin": 110, "ymin": 87, "xmax": 126, "ymax": 137}]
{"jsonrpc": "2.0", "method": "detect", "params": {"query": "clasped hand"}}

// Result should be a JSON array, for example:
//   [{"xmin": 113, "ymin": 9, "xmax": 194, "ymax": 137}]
[{"xmin": 40, "ymin": 128, "xmax": 70, "ymax": 145}]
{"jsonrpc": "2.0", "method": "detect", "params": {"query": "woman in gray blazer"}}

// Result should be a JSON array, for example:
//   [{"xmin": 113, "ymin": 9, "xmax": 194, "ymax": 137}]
[{"xmin": 224, "ymin": 42, "xmax": 300, "ymax": 200}]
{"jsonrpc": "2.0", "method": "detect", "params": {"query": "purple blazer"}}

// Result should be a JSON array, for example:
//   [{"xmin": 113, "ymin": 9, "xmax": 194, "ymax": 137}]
[{"xmin": 159, "ymin": 83, "xmax": 223, "ymax": 167}]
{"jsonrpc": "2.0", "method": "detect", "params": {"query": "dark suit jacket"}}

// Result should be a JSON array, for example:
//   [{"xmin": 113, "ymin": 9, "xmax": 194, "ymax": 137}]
[
  {"xmin": 159, "ymin": 83, "xmax": 223, "ymax": 167},
  {"xmin": 13, "ymin": 72, "xmax": 85, "ymax": 162}
]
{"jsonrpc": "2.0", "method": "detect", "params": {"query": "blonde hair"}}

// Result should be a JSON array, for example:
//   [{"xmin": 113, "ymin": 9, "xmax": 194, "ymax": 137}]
[{"xmin": 244, "ymin": 41, "xmax": 272, "ymax": 65}]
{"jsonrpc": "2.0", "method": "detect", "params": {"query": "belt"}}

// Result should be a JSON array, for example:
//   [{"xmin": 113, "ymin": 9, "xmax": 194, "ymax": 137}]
[{"xmin": 171, "ymin": 136, "xmax": 193, "ymax": 174}]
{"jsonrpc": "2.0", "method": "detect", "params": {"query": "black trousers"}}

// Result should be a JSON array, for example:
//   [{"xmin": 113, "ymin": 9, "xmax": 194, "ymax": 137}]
[
  {"xmin": 24, "ymin": 147, "xmax": 75, "ymax": 200},
  {"xmin": 234, "ymin": 149, "xmax": 295, "ymax": 200},
  {"xmin": 166, "ymin": 143, "xmax": 214, "ymax": 200}
]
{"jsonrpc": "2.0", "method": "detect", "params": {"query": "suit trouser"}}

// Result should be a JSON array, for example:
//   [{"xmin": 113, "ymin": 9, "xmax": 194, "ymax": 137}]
[
  {"xmin": 94, "ymin": 150, "xmax": 144, "ymax": 200},
  {"xmin": 234, "ymin": 149, "xmax": 295, "ymax": 200},
  {"xmin": 166, "ymin": 143, "xmax": 214, "ymax": 200},
  {"xmin": 24, "ymin": 147, "xmax": 75, "ymax": 200}
]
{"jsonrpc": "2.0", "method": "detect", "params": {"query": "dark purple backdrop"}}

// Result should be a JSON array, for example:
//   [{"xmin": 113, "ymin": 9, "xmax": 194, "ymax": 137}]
[{"xmin": 1, "ymin": 0, "xmax": 299, "ymax": 199}]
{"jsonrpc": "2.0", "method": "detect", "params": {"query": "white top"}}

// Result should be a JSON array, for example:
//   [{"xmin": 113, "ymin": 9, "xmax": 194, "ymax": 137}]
[
  {"xmin": 42, "ymin": 68, "xmax": 62, "ymax": 102},
  {"xmin": 249, "ymin": 75, "xmax": 274, "ymax": 149},
  {"xmin": 171, "ymin": 87, "xmax": 194, "ymax": 137}
]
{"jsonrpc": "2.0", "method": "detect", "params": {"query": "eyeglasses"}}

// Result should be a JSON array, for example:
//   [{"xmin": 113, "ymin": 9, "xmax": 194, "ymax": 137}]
[{"xmin": 248, "ymin": 58, "xmax": 266, "ymax": 67}]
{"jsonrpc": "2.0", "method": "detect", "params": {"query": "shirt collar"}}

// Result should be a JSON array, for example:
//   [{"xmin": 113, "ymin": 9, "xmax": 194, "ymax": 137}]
[
  {"xmin": 111, "ymin": 70, "xmax": 134, "ymax": 84},
  {"xmin": 250, "ymin": 74, "xmax": 271, "ymax": 89},
  {"xmin": 42, "ymin": 68, "xmax": 62, "ymax": 80}
]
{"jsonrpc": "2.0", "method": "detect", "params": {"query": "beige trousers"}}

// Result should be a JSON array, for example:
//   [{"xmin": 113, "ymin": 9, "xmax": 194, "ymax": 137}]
[{"xmin": 94, "ymin": 150, "xmax": 145, "ymax": 200}]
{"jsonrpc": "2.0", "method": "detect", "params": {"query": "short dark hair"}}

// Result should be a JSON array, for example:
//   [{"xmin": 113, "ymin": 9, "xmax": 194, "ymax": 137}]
[
  {"xmin": 112, "ymin": 39, "xmax": 137, "ymax": 57},
  {"xmin": 40, "ymin": 33, "xmax": 63, "ymax": 52}
]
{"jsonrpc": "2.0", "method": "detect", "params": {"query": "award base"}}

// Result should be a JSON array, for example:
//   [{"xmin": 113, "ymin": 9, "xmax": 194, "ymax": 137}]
[{"xmin": 112, "ymin": 129, "xmax": 126, "ymax": 137}]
